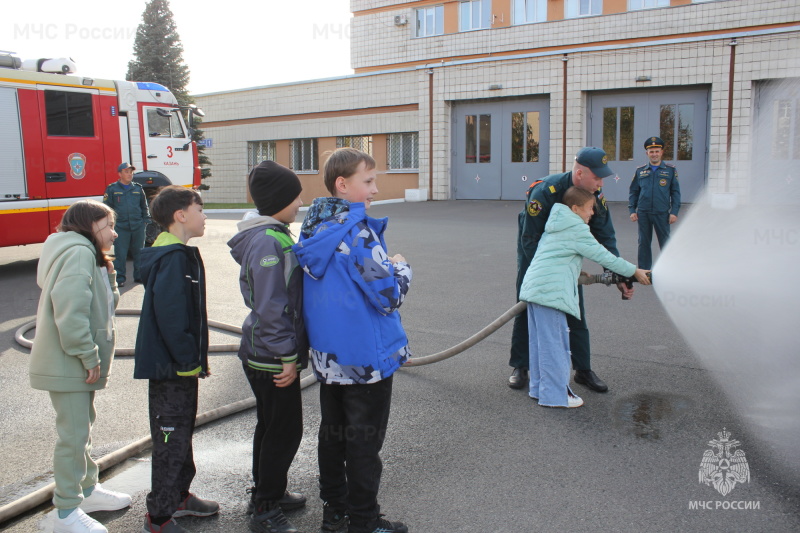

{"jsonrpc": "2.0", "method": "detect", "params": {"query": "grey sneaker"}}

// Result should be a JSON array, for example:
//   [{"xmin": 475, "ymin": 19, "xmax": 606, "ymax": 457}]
[
  {"xmin": 172, "ymin": 493, "xmax": 219, "ymax": 517},
  {"xmin": 142, "ymin": 516, "xmax": 189, "ymax": 533},
  {"xmin": 250, "ymin": 505, "xmax": 298, "ymax": 533}
]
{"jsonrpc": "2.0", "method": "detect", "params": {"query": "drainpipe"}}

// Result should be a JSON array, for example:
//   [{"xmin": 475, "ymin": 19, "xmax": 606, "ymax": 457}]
[
  {"xmin": 725, "ymin": 38, "xmax": 737, "ymax": 193},
  {"xmin": 428, "ymin": 68, "xmax": 434, "ymax": 200},
  {"xmin": 562, "ymin": 54, "xmax": 569, "ymax": 172}
]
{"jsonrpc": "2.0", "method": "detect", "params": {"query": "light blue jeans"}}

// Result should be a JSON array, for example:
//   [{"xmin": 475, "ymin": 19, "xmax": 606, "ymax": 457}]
[{"xmin": 527, "ymin": 303, "xmax": 574, "ymax": 407}]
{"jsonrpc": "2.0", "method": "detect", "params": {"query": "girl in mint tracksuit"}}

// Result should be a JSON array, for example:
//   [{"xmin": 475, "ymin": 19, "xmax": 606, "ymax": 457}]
[
  {"xmin": 29, "ymin": 200, "xmax": 131, "ymax": 533},
  {"xmin": 519, "ymin": 187, "xmax": 650, "ymax": 408}
]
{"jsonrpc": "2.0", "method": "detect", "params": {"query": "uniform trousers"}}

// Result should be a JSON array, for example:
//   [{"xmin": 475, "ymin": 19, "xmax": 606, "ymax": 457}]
[
  {"xmin": 112, "ymin": 225, "xmax": 145, "ymax": 283},
  {"xmin": 636, "ymin": 211, "xmax": 670, "ymax": 270}
]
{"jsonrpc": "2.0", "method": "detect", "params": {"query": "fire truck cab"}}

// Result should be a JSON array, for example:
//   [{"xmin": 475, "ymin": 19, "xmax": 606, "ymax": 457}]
[{"xmin": 0, "ymin": 53, "xmax": 202, "ymax": 247}]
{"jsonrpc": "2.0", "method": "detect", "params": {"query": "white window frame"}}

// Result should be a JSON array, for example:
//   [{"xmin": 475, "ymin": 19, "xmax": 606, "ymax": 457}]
[
  {"xmin": 415, "ymin": 5, "xmax": 444, "ymax": 37},
  {"xmin": 387, "ymin": 132, "xmax": 419, "ymax": 171},
  {"xmin": 290, "ymin": 138, "xmax": 318, "ymax": 173},
  {"xmin": 565, "ymin": 0, "xmax": 602, "ymax": 18},
  {"xmin": 628, "ymin": 0, "xmax": 669, "ymax": 10},
  {"xmin": 460, "ymin": 0, "xmax": 491, "ymax": 32},
  {"xmin": 247, "ymin": 140, "xmax": 276, "ymax": 174},
  {"xmin": 513, "ymin": 0, "xmax": 547, "ymax": 25}
]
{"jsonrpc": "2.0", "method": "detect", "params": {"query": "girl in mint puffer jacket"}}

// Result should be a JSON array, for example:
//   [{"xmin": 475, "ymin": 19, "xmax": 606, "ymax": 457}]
[{"xmin": 519, "ymin": 187, "xmax": 650, "ymax": 408}]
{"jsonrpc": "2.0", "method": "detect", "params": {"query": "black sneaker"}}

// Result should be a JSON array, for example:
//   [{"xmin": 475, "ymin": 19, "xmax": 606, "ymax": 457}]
[
  {"xmin": 247, "ymin": 487, "xmax": 307, "ymax": 514},
  {"xmin": 321, "ymin": 502, "xmax": 348, "ymax": 531},
  {"xmin": 371, "ymin": 516, "xmax": 408, "ymax": 533},
  {"xmin": 250, "ymin": 506, "xmax": 298, "ymax": 533}
]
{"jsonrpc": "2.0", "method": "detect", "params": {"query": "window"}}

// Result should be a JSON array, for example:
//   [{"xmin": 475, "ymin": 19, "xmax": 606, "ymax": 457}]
[
  {"xmin": 290, "ymin": 139, "xmax": 318, "ymax": 172},
  {"xmin": 146, "ymin": 108, "xmax": 186, "ymax": 138},
  {"xmin": 465, "ymin": 115, "xmax": 492, "ymax": 163},
  {"xmin": 337, "ymin": 135, "xmax": 373, "ymax": 154},
  {"xmin": 770, "ymin": 99, "xmax": 800, "ymax": 160},
  {"xmin": 565, "ymin": 0, "xmax": 602, "ymax": 18},
  {"xmin": 660, "ymin": 104, "xmax": 695, "ymax": 161},
  {"xmin": 511, "ymin": 112, "xmax": 540, "ymax": 163},
  {"xmin": 44, "ymin": 90, "xmax": 94, "ymax": 137},
  {"xmin": 387, "ymin": 133, "xmax": 419, "ymax": 170},
  {"xmin": 247, "ymin": 141, "xmax": 276, "ymax": 174},
  {"xmin": 415, "ymin": 5, "xmax": 444, "ymax": 37},
  {"xmin": 460, "ymin": 1, "xmax": 491, "ymax": 31},
  {"xmin": 602, "ymin": 106, "xmax": 635, "ymax": 161},
  {"xmin": 629, "ymin": 0, "xmax": 668, "ymax": 10},
  {"xmin": 513, "ymin": 0, "xmax": 547, "ymax": 24}
]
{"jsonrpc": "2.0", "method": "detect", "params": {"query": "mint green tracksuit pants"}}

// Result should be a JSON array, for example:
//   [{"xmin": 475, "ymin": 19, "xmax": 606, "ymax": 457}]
[{"xmin": 49, "ymin": 391, "xmax": 99, "ymax": 510}]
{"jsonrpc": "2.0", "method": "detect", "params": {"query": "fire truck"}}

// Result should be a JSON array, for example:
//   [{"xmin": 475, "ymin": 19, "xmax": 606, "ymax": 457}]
[{"xmin": 0, "ymin": 53, "xmax": 204, "ymax": 247}]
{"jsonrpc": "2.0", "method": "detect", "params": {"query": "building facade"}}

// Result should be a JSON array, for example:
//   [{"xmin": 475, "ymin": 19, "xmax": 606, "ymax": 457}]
[{"xmin": 195, "ymin": 0, "xmax": 800, "ymax": 205}]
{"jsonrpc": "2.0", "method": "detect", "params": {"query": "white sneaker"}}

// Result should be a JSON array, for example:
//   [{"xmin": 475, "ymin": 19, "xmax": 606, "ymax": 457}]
[
  {"xmin": 80, "ymin": 483, "xmax": 132, "ymax": 513},
  {"xmin": 567, "ymin": 392, "xmax": 584, "ymax": 408},
  {"xmin": 53, "ymin": 508, "xmax": 108, "ymax": 533}
]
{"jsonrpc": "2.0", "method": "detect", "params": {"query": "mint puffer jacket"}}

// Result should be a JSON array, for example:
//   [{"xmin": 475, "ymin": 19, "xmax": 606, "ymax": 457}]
[{"xmin": 519, "ymin": 203, "xmax": 635, "ymax": 319}]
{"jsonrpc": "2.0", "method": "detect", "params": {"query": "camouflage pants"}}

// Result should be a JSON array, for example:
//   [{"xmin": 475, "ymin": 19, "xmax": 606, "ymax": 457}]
[{"xmin": 146, "ymin": 378, "xmax": 198, "ymax": 517}]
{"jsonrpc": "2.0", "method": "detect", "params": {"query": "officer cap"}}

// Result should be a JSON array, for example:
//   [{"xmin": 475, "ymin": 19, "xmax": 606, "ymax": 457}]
[
  {"xmin": 117, "ymin": 162, "xmax": 136, "ymax": 172},
  {"xmin": 644, "ymin": 137, "xmax": 664, "ymax": 150},
  {"xmin": 575, "ymin": 147, "xmax": 614, "ymax": 179}
]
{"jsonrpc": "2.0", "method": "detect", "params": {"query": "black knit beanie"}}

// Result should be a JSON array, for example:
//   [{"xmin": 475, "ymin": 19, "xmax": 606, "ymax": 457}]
[{"xmin": 249, "ymin": 161, "xmax": 302, "ymax": 217}]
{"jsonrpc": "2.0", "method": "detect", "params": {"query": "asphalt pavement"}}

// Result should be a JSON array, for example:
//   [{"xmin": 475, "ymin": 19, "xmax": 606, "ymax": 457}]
[{"xmin": 1, "ymin": 200, "xmax": 798, "ymax": 533}]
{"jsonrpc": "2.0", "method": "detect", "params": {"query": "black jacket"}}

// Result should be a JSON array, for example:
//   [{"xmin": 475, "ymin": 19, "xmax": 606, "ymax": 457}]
[{"xmin": 134, "ymin": 234, "xmax": 209, "ymax": 379}]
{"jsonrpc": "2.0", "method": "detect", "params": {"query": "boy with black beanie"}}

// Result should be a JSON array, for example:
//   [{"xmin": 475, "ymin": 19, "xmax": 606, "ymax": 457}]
[{"xmin": 227, "ymin": 161, "xmax": 308, "ymax": 533}]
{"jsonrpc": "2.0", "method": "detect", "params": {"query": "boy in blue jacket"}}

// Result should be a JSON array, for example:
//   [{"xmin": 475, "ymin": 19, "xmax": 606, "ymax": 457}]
[
  {"xmin": 134, "ymin": 186, "xmax": 219, "ymax": 533},
  {"xmin": 293, "ymin": 148, "xmax": 412, "ymax": 533},
  {"xmin": 519, "ymin": 187, "xmax": 650, "ymax": 408},
  {"xmin": 228, "ymin": 161, "xmax": 308, "ymax": 533}
]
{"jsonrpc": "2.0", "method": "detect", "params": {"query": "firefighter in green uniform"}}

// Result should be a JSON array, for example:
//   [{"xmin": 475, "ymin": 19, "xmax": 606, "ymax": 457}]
[
  {"xmin": 103, "ymin": 162, "xmax": 150, "ymax": 287},
  {"xmin": 509, "ymin": 147, "xmax": 634, "ymax": 393},
  {"xmin": 628, "ymin": 136, "xmax": 681, "ymax": 270}
]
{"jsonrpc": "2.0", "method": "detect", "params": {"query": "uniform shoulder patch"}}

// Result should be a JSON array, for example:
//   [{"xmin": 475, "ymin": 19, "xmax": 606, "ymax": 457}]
[{"xmin": 527, "ymin": 199, "xmax": 543, "ymax": 217}]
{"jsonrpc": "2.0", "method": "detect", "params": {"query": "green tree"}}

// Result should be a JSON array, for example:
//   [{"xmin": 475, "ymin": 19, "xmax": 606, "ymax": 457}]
[{"xmin": 127, "ymin": 0, "xmax": 211, "ymax": 188}]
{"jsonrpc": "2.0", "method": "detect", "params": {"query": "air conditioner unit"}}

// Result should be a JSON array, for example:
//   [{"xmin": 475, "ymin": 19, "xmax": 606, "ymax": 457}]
[{"xmin": 394, "ymin": 15, "xmax": 408, "ymax": 26}]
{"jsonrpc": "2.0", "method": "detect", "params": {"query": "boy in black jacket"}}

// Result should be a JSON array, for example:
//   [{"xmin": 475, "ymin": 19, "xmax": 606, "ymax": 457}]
[
  {"xmin": 134, "ymin": 186, "xmax": 218, "ymax": 533},
  {"xmin": 227, "ymin": 161, "xmax": 308, "ymax": 533}
]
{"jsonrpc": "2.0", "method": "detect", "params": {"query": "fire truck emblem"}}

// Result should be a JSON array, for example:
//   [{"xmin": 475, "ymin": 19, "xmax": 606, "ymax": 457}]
[
  {"xmin": 698, "ymin": 428, "xmax": 750, "ymax": 496},
  {"xmin": 68, "ymin": 153, "xmax": 87, "ymax": 180}
]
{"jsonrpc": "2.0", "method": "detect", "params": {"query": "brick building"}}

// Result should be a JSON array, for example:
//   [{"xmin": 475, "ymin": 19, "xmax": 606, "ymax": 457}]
[{"xmin": 195, "ymin": 0, "xmax": 800, "ymax": 204}]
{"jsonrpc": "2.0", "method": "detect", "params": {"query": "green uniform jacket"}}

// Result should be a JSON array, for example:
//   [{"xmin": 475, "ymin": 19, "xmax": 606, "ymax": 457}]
[
  {"xmin": 628, "ymin": 161, "xmax": 681, "ymax": 215},
  {"xmin": 30, "ymin": 232, "xmax": 119, "ymax": 392},
  {"xmin": 518, "ymin": 171, "xmax": 620, "ymax": 281},
  {"xmin": 103, "ymin": 180, "xmax": 150, "ymax": 230}
]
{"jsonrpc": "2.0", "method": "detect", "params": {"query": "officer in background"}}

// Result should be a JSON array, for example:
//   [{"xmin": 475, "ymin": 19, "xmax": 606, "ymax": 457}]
[
  {"xmin": 103, "ymin": 162, "xmax": 150, "ymax": 287},
  {"xmin": 628, "ymin": 137, "xmax": 681, "ymax": 270},
  {"xmin": 509, "ymin": 147, "xmax": 634, "ymax": 394}
]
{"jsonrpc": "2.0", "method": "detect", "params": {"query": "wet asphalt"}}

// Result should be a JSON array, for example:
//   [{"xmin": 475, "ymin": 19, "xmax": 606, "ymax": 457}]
[{"xmin": 1, "ymin": 200, "xmax": 798, "ymax": 533}]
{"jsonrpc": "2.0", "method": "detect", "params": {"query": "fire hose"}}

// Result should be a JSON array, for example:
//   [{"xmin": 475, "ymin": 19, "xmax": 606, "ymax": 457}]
[{"xmin": 3, "ymin": 272, "xmax": 650, "ymax": 524}]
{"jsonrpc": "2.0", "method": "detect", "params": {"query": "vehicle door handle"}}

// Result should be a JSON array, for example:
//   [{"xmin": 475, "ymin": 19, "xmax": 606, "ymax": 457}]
[
  {"xmin": 45, "ymin": 173, "xmax": 66, "ymax": 182},
  {"xmin": 147, "ymin": 155, "xmax": 157, "ymax": 159}
]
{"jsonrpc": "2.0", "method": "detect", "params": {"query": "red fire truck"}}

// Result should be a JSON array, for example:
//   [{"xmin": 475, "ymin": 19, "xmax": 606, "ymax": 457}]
[{"xmin": 0, "ymin": 53, "xmax": 204, "ymax": 247}]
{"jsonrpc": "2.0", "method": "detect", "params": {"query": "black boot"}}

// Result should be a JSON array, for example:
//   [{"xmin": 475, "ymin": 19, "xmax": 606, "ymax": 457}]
[
  {"xmin": 508, "ymin": 368, "xmax": 528, "ymax": 389},
  {"xmin": 574, "ymin": 369, "xmax": 608, "ymax": 393}
]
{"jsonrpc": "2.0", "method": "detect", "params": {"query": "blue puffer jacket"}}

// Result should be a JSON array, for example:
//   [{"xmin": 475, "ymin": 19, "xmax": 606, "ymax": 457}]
[
  {"xmin": 292, "ymin": 199, "xmax": 411, "ymax": 382},
  {"xmin": 519, "ymin": 203, "xmax": 636, "ymax": 319}
]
